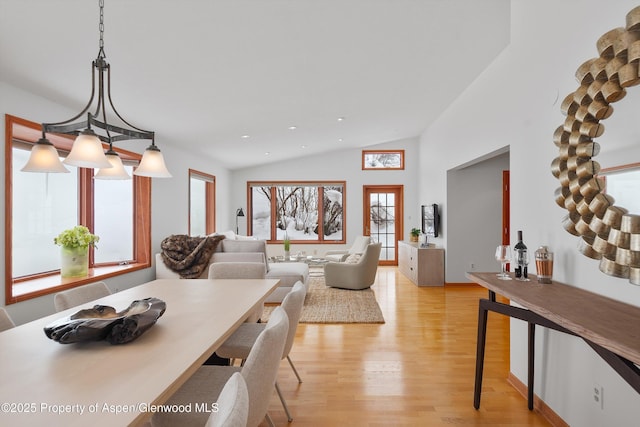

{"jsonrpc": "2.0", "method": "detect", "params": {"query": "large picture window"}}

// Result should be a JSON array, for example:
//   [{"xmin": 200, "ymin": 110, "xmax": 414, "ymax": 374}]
[
  {"xmin": 5, "ymin": 115, "xmax": 152, "ymax": 304},
  {"xmin": 248, "ymin": 181, "xmax": 345, "ymax": 243},
  {"xmin": 189, "ymin": 169, "xmax": 216, "ymax": 236}
]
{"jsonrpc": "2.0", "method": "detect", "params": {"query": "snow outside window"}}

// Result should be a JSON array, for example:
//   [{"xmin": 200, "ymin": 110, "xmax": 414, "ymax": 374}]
[{"xmin": 249, "ymin": 182, "xmax": 345, "ymax": 242}]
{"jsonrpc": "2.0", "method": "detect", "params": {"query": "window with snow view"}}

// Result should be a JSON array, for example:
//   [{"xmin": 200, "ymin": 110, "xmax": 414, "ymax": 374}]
[
  {"xmin": 248, "ymin": 182, "xmax": 345, "ymax": 243},
  {"xmin": 362, "ymin": 150, "xmax": 405, "ymax": 170}
]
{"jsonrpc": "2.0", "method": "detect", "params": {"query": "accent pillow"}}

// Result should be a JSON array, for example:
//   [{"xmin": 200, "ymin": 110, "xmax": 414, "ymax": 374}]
[
  {"xmin": 345, "ymin": 253, "xmax": 361, "ymax": 264},
  {"xmin": 221, "ymin": 230, "xmax": 237, "ymax": 240},
  {"xmin": 220, "ymin": 239, "xmax": 270, "ymax": 272}
]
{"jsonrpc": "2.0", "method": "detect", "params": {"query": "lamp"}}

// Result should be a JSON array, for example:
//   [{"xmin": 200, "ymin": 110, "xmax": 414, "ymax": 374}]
[
  {"xmin": 235, "ymin": 208, "xmax": 245, "ymax": 234},
  {"xmin": 20, "ymin": 138, "xmax": 70, "ymax": 173},
  {"xmin": 21, "ymin": 0, "xmax": 171, "ymax": 179},
  {"xmin": 94, "ymin": 145, "xmax": 130, "ymax": 180}
]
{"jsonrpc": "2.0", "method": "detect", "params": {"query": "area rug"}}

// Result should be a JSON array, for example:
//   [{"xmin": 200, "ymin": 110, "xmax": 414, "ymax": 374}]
[{"xmin": 261, "ymin": 275, "xmax": 385, "ymax": 324}]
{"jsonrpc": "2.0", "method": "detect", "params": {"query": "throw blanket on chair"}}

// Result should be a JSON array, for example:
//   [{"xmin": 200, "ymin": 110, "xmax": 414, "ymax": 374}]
[{"xmin": 160, "ymin": 234, "xmax": 225, "ymax": 279}]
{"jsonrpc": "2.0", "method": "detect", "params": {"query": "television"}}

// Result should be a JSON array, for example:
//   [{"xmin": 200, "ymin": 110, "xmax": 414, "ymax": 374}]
[{"xmin": 421, "ymin": 204, "xmax": 440, "ymax": 237}]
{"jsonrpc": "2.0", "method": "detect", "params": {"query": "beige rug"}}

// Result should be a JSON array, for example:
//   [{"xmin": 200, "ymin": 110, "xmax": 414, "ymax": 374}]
[{"xmin": 262, "ymin": 275, "xmax": 385, "ymax": 324}]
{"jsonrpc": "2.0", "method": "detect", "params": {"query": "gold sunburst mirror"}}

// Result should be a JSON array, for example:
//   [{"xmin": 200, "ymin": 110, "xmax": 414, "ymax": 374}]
[{"xmin": 552, "ymin": 5, "xmax": 640, "ymax": 285}]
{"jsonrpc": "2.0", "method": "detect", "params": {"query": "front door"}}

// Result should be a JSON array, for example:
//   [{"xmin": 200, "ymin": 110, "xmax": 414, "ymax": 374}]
[{"xmin": 363, "ymin": 185, "xmax": 403, "ymax": 266}]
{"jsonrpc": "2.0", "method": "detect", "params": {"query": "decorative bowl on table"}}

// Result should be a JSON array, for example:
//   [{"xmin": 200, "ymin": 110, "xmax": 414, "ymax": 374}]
[{"xmin": 44, "ymin": 297, "xmax": 166, "ymax": 345}]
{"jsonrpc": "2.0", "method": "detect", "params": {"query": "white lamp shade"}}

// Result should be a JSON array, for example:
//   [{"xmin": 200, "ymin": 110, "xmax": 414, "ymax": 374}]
[
  {"xmin": 94, "ymin": 152, "xmax": 131, "ymax": 180},
  {"xmin": 21, "ymin": 140, "xmax": 69, "ymax": 173},
  {"xmin": 63, "ymin": 130, "xmax": 112, "ymax": 169},
  {"xmin": 134, "ymin": 146, "xmax": 172, "ymax": 178}
]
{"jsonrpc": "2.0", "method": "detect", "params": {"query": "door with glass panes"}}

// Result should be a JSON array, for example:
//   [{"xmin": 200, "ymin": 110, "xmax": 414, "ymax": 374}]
[{"xmin": 363, "ymin": 185, "xmax": 403, "ymax": 266}]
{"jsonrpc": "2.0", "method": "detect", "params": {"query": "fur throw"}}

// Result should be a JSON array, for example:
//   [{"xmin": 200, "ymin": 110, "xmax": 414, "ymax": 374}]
[{"xmin": 160, "ymin": 234, "xmax": 225, "ymax": 279}]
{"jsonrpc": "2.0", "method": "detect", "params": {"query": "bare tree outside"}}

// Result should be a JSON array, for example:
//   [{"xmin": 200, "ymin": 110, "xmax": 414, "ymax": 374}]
[
  {"xmin": 364, "ymin": 153, "xmax": 402, "ymax": 168},
  {"xmin": 250, "ymin": 183, "xmax": 344, "ymax": 241}
]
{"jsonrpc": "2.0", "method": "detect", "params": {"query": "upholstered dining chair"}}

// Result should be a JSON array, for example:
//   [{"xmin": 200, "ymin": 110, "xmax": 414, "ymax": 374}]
[
  {"xmin": 207, "ymin": 262, "xmax": 266, "ymax": 280},
  {"xmin": 0, "ymin": 307, "xmax": 16, "ymax": 332},
  {"xmin": 151, "ymin": 307, "xmax": 289, "ymax": 427},
  {"xmin": 53, "ymin": 281, "xmax": 112, "ymax": 312},
  {"xmin": 215, "ymin": 281, "xmax": 307, "ymax": 422},
  {"xmin": 208, "ymin": 262, "xmax": 267, "ymax": 322},
  {"xmin": 204, "ymin": 372, "xmax": 248, "ymax": 427}
]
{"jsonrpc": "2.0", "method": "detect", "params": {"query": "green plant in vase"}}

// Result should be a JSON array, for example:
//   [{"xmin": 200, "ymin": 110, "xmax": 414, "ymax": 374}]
[
  {"xmin": 54, "ymin": 225, "xmax": 99, "ymax": 278},
  {"xmin": 283, "ymin": 233, "xmax": 291, "ymax": 260},
  {"xmin": 410, "ymin": 227, "xmax": 421, "ymax": 242}
]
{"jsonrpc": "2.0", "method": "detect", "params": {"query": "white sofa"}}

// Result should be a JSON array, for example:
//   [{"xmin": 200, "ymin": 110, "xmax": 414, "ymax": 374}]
[{"xmin": 155, "ymin": 238, "xmax": 309, "ymax": 303}]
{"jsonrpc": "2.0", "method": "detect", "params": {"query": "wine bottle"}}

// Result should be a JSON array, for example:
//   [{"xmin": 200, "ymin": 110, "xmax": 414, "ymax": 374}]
[{"xmin": 514, "ymin": 230, "xmax": 528, "ymax": 279}]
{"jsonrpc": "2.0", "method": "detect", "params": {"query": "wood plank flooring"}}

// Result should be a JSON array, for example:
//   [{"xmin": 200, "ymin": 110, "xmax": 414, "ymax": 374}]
[{"xmin": 263, "ymin": 266, "xmax": 551, "ymax": 426}]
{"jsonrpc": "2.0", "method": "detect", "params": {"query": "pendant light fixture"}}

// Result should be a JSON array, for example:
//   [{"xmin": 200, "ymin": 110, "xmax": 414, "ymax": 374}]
[
  {"xmin": 21, "ymin": 0, "xmax": 171, "ymax": 178},
  {"xmin": 94, "ymin": 143, "xmax": 131, "ymax": 180}
]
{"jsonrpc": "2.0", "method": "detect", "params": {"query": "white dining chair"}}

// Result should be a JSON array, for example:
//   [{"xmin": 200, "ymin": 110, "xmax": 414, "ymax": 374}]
[
  {"xmin": 204, "ymin": 372, "xmax": 248, "ymax": 427},
  {"xmin": 0, "ymin": 307, "xmax": 16, "ymax": 332},
  {"xmin": 208, "ymin": 262, "xmax": 267, "ymax": 322},
  {"xmin": 151, "ymin": 307, "xmax": 289, "ymax": 427},
  {"xmin": 215, "ymin": 281, "xmax": 307, "ymax": 422},
  {"xmin": 53, "ymin": 281, "xmax": 112, "ymax": 312}
]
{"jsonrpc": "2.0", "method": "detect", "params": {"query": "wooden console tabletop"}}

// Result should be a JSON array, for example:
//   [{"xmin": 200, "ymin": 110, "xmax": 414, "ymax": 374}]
[
  {"xmin": 467, "ymin": 272, "xmax": 640, "ymax": 365},
  {"xmin": 467, "ymin": 271, "xmax": 640, "ymax": 410}
]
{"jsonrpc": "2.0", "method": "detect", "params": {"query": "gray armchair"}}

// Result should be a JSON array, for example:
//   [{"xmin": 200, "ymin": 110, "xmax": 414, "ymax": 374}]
[{"xmin": 324, "ymin": 242, "xmax": 382, "ymax": 290}]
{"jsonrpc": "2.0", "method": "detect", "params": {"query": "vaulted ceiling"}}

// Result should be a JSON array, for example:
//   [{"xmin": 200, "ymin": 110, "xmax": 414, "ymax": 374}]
[{"xmin": 0, "ymin": 0, "xmax": 510, "ymax": 169}]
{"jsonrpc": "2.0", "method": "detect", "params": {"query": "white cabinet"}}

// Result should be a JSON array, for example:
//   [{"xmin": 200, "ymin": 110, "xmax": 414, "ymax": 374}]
[{"xmin": 398, "ymin": 241, "xmax": 444, "ymax": 286}]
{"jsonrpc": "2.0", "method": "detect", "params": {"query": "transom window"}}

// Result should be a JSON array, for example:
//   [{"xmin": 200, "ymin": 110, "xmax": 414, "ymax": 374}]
[{"xmin": 248, "ymin": 181, "xmax": 346, "ymax": 243}]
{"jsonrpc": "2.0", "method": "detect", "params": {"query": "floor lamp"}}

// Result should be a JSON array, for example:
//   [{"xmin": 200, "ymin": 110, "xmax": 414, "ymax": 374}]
[{"xmin": 235, "ymin": 208, "xmax": 245, "ymax": 234}]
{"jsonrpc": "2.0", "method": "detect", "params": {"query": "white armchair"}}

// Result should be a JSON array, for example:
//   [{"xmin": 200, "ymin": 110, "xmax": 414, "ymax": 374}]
[{"xmin": 324, "ymin": 235, "xmax": 371, "ymax": 262}]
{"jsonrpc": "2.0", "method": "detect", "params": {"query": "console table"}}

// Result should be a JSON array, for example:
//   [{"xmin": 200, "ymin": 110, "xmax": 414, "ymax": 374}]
[
  {"xmin": 467, "ymin": 271, "xmax": 640, "ymax": 411},
  {"xmin": 398, "ymin": 241, "xmax": 444, "ymax": 286}
]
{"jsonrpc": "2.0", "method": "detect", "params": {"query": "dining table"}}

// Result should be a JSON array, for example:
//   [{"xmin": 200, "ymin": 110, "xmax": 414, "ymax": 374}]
[{"xmin": 0, "ymin": 278, "xmax": 280, "ymax": 427}]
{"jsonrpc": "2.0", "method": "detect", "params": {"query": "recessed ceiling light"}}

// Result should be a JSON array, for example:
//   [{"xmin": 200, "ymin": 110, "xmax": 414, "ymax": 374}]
[
  {"xmin": 337, "ymin": 117, "xmax": 345, "ymax": 122},
  {"xmin": 264, "ymin": 152, "xmax": 270, "ymax": 156},
  {"xmin": 288, "ymin": 126, "xmax": 297, "ymax": 130},
  {"xmin": 241, "ymin": 135, "xmax": 250, "ymax": 139},
  {"xmin": 301, "ymin": 145, "xmax": 307, "ymax": 149},
  {"xmin": 338, "ymin": 138, "xmax": 343, "ymax": 142}
]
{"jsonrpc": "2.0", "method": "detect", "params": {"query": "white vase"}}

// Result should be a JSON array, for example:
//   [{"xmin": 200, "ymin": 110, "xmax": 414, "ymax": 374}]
[{"xmin": 284, "ymin": 250, "xmax": 290, "ymax": 261}]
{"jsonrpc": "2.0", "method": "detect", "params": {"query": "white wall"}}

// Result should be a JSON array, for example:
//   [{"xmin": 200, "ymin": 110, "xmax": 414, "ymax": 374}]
[
  {"xmin": 231, "ymin": 137, "xmax": 420, "ymax": 257},
  {"xmin": 446, "ymin": 150, "xmax": 509, "ymax": 283},
  {"xmin": 421, "ymin": 1, "xmax": 640, "ymax": 425},
  {"xmin": 0, "ymin": 81, "xmax": 233, "ymax": 325}
]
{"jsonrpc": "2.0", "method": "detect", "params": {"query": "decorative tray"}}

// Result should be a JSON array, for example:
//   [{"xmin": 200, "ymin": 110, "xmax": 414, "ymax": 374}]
[{"xmin": 44, "ymin": 297, "xmax": 166, "ymax": 345}]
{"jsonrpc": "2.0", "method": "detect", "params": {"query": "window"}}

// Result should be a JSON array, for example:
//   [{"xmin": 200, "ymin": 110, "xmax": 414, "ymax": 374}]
[
  {"xmin": 94, "ymin": 166, "xmax": 135, "ymax": 263},
  {"xmin": 598, "ymin": 162, "xmax": 640, "ymax": 215},
  {"xmin": 5, "ymin": 115, "xmax": 152, "ymax": 304},
  {"xmin": 248, "ymin": 181, "xmax": 345, "ymax": 243},
  {"xmin": 11, "ymin": 148, "xmax": 79, "ymax": 276},
  {"xmin": 362, "ymin": 149, "xmax": 405, "ymax": 170},
  {"xmin": 189, "ymin": 169, "xmax": 216, "ymax": 236}
]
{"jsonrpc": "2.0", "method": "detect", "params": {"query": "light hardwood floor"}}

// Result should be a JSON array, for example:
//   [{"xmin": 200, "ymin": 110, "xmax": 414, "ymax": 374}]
[{"xmin": 263, "ymin": 266, "xmax": 551, "ymax": 426}]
